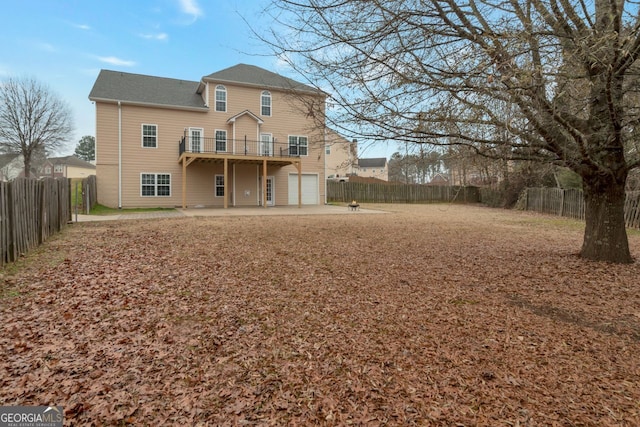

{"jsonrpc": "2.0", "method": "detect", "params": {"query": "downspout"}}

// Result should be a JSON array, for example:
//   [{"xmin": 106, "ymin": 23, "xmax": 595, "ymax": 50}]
[
  {"xmin": 323, "ymin": 127, "xmax": 327, "ymax": 204},
  {"xmin": 118, "ymin": 101, "xmax": 122, "ymax": 209}
]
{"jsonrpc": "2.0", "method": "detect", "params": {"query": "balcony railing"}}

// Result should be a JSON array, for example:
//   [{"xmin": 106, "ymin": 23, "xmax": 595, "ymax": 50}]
[{"xmin": 179, "ymin": 136, "xmax": 303, "ymax": 158}]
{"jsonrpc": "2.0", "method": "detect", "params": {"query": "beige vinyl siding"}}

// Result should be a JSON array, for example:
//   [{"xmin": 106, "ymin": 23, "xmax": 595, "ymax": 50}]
[
  {"xmin": 96, "ymin": 165, "xmax": 119, "ymax": 207},
  {"xmin": 233, "ymin": 114, "xmax": 260, "ymax": 146},
  {"xmin": 65, "ymin": 165, "xmax": 96, "ymax": 179},
  {"xmin": 118, "ymin": 105, "xmax": 203, "ymax": 207},
  {"xmin": 325, "ymin": 129, "xmax": 355, "ymax": 177},
  {"xmin": 234, "ymin": 164, "xmax": 259, "ymax": 206},
  {"xmin": 94, "ymin": 76, "xmax": 326, "ymax": 208},
  {"xmin": 95, "ymin": 103, "xmax": 120, "ymax": 207},
  {"xmin": 206, "ymin": 83, "xmax": 326, "ymax": 206},
  {"xmin": 185, "ymin": 163, "xmax": 217, "ymax": 207}
]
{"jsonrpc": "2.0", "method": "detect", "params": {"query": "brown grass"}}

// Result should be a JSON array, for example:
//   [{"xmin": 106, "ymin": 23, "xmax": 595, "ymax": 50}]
[{"xmin": 1, "ymin": 204, "xmax": 640, "ymax": 425}]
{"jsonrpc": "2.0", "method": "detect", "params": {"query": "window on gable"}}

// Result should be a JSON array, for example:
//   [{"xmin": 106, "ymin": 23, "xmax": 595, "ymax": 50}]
[
  {"xmin": 325, "ymin": 145, "xmax": 331, "ymax": 155},
  {"xmin": 215, "ymin": 85, "xmax": 227, "ymax": 112},
  {"xmin": 288, "ymin": 136, "xmax": 308, "ymax": 156},
  {"xmin": 141, "ymin": 173, "xmax": 171, "ymax": 197},
  {"xmin": 215, "ymin": 175, "xmax": 225, "ymax": 197},
  {"xmin": 261, "ymin": 91, "xmax": 271, "ymax": 116},
  {"xmin": 215, "ymin": 130, "xmax": 227, "ymax": 152},
  {"xmin": 142, "ymin": 124, "xmax": 158, "ymax": 148},
  {"xmin": 54, "ymin": 165, "xmax": 64, "ymax": 173}
]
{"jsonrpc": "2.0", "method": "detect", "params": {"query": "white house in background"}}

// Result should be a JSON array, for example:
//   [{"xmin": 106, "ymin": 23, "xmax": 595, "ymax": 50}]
[
  {"xmin": 356, "ymin": 158, "xmax": 388, "ymax": 181},
  {"xmin": 0, "ymin": 154, "xmax": 24, "ymax": 181}
]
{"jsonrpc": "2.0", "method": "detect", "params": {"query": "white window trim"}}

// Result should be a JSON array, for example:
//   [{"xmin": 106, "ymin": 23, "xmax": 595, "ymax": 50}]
[
  {"xmin": 140, "ymin": 172, "xmax": 171, "ymax": 197},
  {"xmin": 215, "ymin": 129, "xmax": 227, "ymax": 152},
  {"xmin": 215, "ymin": 85, "xmax": 227, "ymax": 112},
  {"xmin": 189, "ymin": 127, "xmax": 204, "ymax": 153},
  {"xmin": 215, "ymin": 174, "xmax": 225, "ymax": 198},
  {"xmin": 260, "ymin": 133, "xmax": 273, "ymax": 156},
  {"xmin": 288, "ymin": 135, "xmax": 309, "ymax": 157},
  {"xmin": 261, "ymin": 90, "xmax": 272, "ymax": 117},
  {"xmin": 141, "ymin": 124, "xmax": 158, "ymax": 148}
]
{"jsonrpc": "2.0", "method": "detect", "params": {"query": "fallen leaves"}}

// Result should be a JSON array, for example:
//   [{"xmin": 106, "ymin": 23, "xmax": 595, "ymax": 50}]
[{"xmin": 1, "ymin": 204, "xmax": 639, "ymax": 425}]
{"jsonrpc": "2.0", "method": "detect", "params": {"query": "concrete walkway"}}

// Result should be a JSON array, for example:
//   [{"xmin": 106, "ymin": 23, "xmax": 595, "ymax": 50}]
[{"xmin": 75, "ymin": 204, "xmax": 387, "ymax": 222}]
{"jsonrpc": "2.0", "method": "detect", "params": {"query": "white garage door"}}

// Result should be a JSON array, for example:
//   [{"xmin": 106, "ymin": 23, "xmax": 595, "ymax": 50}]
[{"xmin": 288, "ymin": 173, "xmax": 319, "ymax": 205}]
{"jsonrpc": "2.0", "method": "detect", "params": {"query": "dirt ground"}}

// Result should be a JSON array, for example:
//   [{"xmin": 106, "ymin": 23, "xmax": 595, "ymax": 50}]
[{"xmin": 1, "ymin": 204, "xmax": 640, "ymax": 426}]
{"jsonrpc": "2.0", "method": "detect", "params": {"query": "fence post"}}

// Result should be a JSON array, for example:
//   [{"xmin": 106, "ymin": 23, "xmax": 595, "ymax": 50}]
[{"xmin": 85, "ymin": 185, "xmax": 90, "ymax": 215}]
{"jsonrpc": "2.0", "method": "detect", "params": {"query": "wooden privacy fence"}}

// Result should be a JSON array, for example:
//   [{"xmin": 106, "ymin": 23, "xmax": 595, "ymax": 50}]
[
  {"xmin": 327, "ymin": 181, "xmax": 480, "ymax": 204},
  {"xmin": 0, "ymin": 178, "xmax": 71, "ymax": 267},
  {"xmin": 82, "ymin": 175, "xmax": 97, "ymax": 213},
  {"xmin": 524, "ymin": 187, "xmax": 640, "ymax": 229}
]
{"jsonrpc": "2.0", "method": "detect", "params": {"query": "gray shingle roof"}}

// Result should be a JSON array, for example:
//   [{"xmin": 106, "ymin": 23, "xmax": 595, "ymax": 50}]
[
  {"xmin": 48, "ymin": 155, "xmax": 96, "ymax": 169},
  {"xmin": 89, "ymin": 70, "xmax": 206, "ymax": 110},
  {"xmin": 0, "ymin": 153, "xmax": 21, "ymax": 168},
  {"xmin": 358, "ymin": 158, "xmax": 387, "ymax": 168},
  {"xmin": 204, "ymin": 64, "xmax": 322, "ymax": 94}
]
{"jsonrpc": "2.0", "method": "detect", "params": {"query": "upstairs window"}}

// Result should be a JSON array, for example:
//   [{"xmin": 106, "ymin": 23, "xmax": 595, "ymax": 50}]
[
  {"xmin": 215, "ymin": 85, "xmax": 226, "ymax": 112},
  {"xmin": 215, "ymin": 130, "xmax": 227, "ymax": 152},
  {"xmin": 261, "ymin": 91, "xmax": 271, "ymax": 116},
  {"xmin": 142, "ymin": 124, "xmax": 157, "ymax": 148},
  {"xmin": 288, "ymin": 135, "xmax": 308, "ymax": 156}
]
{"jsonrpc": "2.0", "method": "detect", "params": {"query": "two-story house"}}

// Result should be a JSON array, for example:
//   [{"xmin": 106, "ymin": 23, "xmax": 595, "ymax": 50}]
[
  {"xmin": 357, "ymin": 158, "xmax": 389, "ymax": 181},
  {"xmin": 0, "ymin": 154, "xmax": 24, "ymax": 181},
  {"xmin": 325, "ymin": 129, "xmax": 358, "ymax": 179},
  {"xmin": 89, "ymin": 64, "xmax": 326, "ymax": 209},
  {"xmin": 40, "ymin": 155, "xmax": 96, "ymax": 179}
]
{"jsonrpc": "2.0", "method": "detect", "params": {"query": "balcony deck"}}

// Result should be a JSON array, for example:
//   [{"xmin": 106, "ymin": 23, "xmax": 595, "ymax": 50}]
[
  {"xmin": 178, "ymin": 136, "xmax": 303, "ymax": 165},
  {"xmin": 178, "ymin": 136, "xmax": 303, "ymax": 209}
]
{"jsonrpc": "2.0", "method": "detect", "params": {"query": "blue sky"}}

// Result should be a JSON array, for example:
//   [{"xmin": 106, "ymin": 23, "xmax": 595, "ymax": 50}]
[{"xmin": 1, "ymin": 0, "xmax": 394, "ymax": 159}]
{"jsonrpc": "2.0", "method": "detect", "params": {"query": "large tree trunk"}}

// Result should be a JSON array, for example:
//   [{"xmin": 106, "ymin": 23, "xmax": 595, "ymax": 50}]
[
  {"xmin": 581, "ymin": 175, "xmax": 632, "ymax": 263},
  {"xmin": 23, "ymin": 156, "xmax": 31, "ymax": 178}
]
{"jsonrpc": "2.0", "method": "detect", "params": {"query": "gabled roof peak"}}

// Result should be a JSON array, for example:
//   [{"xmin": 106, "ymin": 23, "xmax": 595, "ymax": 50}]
[
  {"xmin": 204, "ymin": 64, "xmax": 322, "ymax": 95},
  {"xmin": 227, "ymin": 109, "xmax": 264, "ymax": 124}
]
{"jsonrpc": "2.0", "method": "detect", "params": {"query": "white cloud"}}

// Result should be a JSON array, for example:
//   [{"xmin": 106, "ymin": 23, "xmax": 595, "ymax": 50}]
[
  {"xmin": 96, "ymin": 56, "xmax": 136, "ymax": 67},
  {"xmin": 74, "ymin": 23, "xmax": 91, "ymax": 30},
  {"xmin": 177, "ymin": 0, "xmax": 203, "ymax": 22},
  {"xmin": 140, "ymin": 32, "xmax": 168, "ymax": 41}
]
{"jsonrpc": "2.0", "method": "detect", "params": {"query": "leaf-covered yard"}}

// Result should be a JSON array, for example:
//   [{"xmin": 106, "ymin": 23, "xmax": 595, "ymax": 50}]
[{"xmin": 1, "ymin": 204, "xmax": 640, "ymax": 425}]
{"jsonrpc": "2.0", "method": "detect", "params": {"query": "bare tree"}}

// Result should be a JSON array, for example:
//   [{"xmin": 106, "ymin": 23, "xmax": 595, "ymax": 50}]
[
  {"xmin": 265, "ymin": 0, "xmax": 640, "ymax": 263},
  {"xmin": 0, "ymin": 76, "xmax": 73, "ymax": 177}
]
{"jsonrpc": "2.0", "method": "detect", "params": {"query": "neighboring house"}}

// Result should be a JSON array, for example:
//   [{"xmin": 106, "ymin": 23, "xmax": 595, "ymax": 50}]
[
  {"xmin": 40, "ymin": 155, "xmax": 96, "ymax": 179},
  {"xmin": 356, "ymin": 158, "xmax": 389, "ymax": 181},
  {"xmin": 325, "ymin": 129, "xmax": 358, "ymax": 179},
  {"xmin": 0, "ymin": 154, "xmax": 24, "ymax": 181},
  {"xmin": 89, "ymin": 64, "xmax": 327, "ymax": 208},
  {"xmin": 428, "ymin": 173, "xmax": 449, "ymax": 185}
]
